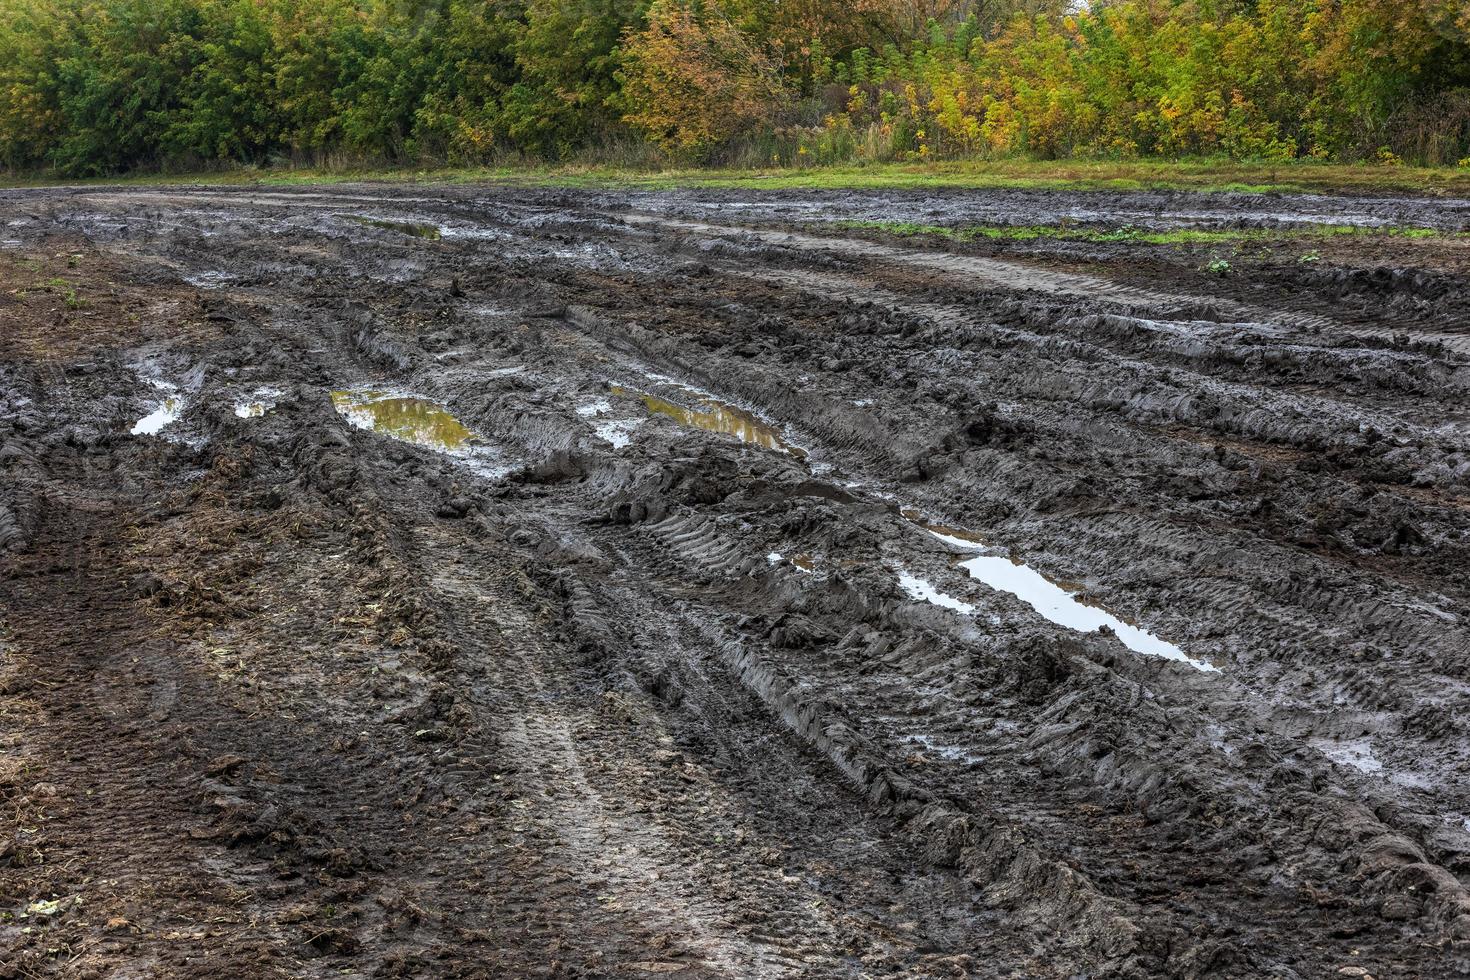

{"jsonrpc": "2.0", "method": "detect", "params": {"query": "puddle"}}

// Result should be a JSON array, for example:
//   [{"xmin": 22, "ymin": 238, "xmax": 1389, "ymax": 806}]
[
  {"xmin": 438, "ymin": 224, "xmax": 512, "ymax": 242},
  {"xmin": 907, "ymin": 734, "xmax": 981, "ymax": 764},
  {"xmin": 1205, "ymin": 724, "xmax": 1236, "ymax": 756},
  {"xmin": 1312, "ymin": 737, "xmax": 1383, "ymax": 775},
  {"xmin": 900, "ymin": 509, "xmax": 987, "ymax": 546},
  {"xmin": 903, "ymin": 509, "xmax": 1218, "ymax": 673},
  {"xmin": 343, "ymin": 215, "xmax": 442, "ymax": 239},
  {"xmin": 132, "ymin": 381, "xmax": 184, "ymax": 435},
  {"xmin": 767, "ymin": 552, "xmax": 815, "ymax": 573},
  {"xmin": 330, "ymin": 389, "xmax": 477, "ymax": 452},
  {"xmin": 234, "ymin": 389, "xmax": 281, "ymax": 418},
  {"xmin": 593, "ymin": 419, "xmax": 642, "ymax": 448},
  {"xmin": 185, "ymin": 270, "xmax": 238, "ymax": 289},
  {"xmin": 611, "ymin": 384, "xmax": 806, "ymax": 458},
  {"xmin": 957, "ymin": 554, "xmax": 1216, "ymax": 672},
  {"xmin": 579, "ymin": 398, "xmax": 643, "ymax": 448},
  {"xmin": 897, "ymin": 569, "xmax": 975, "ymax": 613},
  {"xmin": 471, "ymin": 304, "xmax": 513, "ymax": 318}
]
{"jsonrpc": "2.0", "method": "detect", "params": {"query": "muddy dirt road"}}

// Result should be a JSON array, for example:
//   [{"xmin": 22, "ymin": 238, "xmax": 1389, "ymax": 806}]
[{"xmin": 2, "ymin": 182, "xmax": 1469, "ymax": 977}]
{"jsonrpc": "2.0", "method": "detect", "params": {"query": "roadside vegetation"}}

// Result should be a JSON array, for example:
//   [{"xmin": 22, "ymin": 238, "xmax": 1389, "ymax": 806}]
[{"xmin": 2, "ymin": 0, "xmax": 1469, "ymax": 179}]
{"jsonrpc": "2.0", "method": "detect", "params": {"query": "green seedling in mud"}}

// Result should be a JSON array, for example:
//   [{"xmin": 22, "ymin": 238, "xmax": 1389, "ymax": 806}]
[
  {"xmin": 35, "ymin": 275, "xmax": 85, "ymax": 307},
  {"xmin": 1206, "ymin": 258, "xmax": 1232, "ymax": 275},
  {"xmin": 1092, "ymin": 224, "xmax": 1143, "ymax": 241},
  {"xmin": 1299, "ymin": 251, "xmax": 1322, "ymax": 263}
]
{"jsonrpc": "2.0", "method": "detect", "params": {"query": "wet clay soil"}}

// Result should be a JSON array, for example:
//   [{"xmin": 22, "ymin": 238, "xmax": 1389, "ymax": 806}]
[{"xmin": 3, "ymin": 183, "xmax": 1470, "ymax": 977}]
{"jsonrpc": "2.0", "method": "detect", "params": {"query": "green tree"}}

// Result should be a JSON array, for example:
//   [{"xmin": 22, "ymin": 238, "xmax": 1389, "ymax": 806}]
[{"xmin": 501, "ymin": 0, "xmax": 648, "ymax": 158}]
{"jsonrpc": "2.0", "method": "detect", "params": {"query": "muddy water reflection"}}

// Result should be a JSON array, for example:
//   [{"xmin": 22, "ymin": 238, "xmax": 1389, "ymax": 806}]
[
  {"xmin": 897, "ymin": 569, "xmax": 975, "ymax": 614},
  {"xmin": 235, "ymin": 388, "xmax": 281, "ymax": 419},
  {"xmin": 903, "ymin": 509, "xmax": 1218, "ymax": 673},
  {"xmin": 132, "ymin": 395, "xmax": 183, "ymax": 435},
  {"xmin": 900, "ymin": 508, "xmax": 986, "ymax": 546},
  {"xmin": 958, "ymin": 554, "xmax": 1216, "ymax": 672},
  {"xmin": 330, "ymin": 390, "xmax": 476, "ymax": 452},
  {"xmin": 593, "ymin": 419, "xmax": 640, "ymax": 448},
  {"xmin": 611, "ymin": 385, "xmax": 806, "ymax": 458},
  {"xmin": 767, "ymin": 552, "xmax": 817, "ymax": 573}
]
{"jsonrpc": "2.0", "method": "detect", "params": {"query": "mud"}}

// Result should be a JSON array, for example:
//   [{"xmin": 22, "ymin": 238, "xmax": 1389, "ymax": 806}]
[{"xmin": 2, "ymin": 180, "xmax": 1470, "ymax": 978}]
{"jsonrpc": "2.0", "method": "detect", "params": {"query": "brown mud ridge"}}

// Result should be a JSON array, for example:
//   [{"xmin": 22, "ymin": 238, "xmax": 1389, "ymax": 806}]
[{"xmin": 1, "ymin": 183, "xmax": 1469, "ymax": 977}]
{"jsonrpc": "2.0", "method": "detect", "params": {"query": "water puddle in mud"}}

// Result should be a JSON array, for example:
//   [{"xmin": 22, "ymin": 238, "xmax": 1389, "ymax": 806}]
[
  {"xmin": 185, "ymin": 270, "xmax": 238, "ymax": 289},
  {"xmin": 330, "ymin": 390, "xmax": 477, "ymax": 452},
  {"xmin": 769, "ymin": 552, "xmax": 817, "ymax": 573},
  {"xmin": 132, "ymin": 381, "xmax": 183, "ymax": 435},
  {"xmin": 907, "ymin": 734, "xmax": 982, "ymax": 764},
  {"xmin": 578, "ymin": 398, "xmax": 643, "ymax": 448},
  {"xmin": 901, "ymin": 508, "xmax": 1218, "ymax": 673},
  {"xmin": 957, "ymin": 554, "xmax": 1218, "ymax": 671},
  {"xmin": 234, "ymin": 389, "xmax": 281, "ymax": 418},
  {"xmin": 1312, "ymin": 737, "xmax": 1383, "ymax": 775},
  {"xmin": 610, "ymin": 384, "xmax": 806, "ymax": 458},
  {"xmin": 900, "ymin": 509, "xmax": 987, "ymax": 547},
  {"xmin": 593, "ymin": 419, "xmax": 641, "ymax": 448},
  {"xmin": 897, "ymin": 570, "xmax": 974, "ymax": 613},
  {"xmin": 438, "ymin": 224, "xmax": 512, "ymax": 243},
  {"xmin": 342, "ymin": 215, "xmax": 442, "ymax": 239}
]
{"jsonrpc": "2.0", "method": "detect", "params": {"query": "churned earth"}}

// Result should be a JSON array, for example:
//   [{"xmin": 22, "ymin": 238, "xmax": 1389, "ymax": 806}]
[{"xmin": 1, "ymin": 180, "xmax": 1469, "ymax": 978}]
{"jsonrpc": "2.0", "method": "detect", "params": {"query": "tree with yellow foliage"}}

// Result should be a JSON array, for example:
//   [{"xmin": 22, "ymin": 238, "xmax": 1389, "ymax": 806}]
[{"xmin": 618, "ymin": 0, "xmax": 786, "ymax": 156}]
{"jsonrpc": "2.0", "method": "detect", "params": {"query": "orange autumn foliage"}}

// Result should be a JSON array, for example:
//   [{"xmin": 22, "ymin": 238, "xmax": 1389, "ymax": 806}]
[{"xmin": 618, "ymin": 0, "xmax": 787, "ymax": 156}]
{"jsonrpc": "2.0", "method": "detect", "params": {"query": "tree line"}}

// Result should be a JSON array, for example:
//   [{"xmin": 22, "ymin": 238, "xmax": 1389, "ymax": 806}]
[{"xmin": 2, "ymin": 0, "xmax": 1468, "ymax": 176}]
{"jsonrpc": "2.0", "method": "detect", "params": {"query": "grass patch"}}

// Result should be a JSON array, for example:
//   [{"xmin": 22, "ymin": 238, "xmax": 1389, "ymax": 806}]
[
  {"xmin": 341, "ymin": 214, "xmax": 442, "ymax": 239},
  {"xmin": 5, "ymin": 157, "xmax": 1470, "ymax": 197}
]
